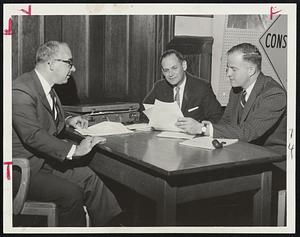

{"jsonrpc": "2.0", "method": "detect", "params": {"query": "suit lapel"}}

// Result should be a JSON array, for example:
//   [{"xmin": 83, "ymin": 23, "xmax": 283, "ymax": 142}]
[
  {"xmin": 181, "ymin": 74, "xmax": 190, "ymax": 114},
  {"xmin": 240, "ymin": 73, "xmax": 265, "ymax": 122},
  {"xmin": 31, "ymin": 71, "xmax": 53, "ymax": 115}
]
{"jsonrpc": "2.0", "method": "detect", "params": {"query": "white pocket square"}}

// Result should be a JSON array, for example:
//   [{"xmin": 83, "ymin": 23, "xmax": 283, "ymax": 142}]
[{"xmin": 188, "ymin": 106, "xmax": 199, "ymax": 112}]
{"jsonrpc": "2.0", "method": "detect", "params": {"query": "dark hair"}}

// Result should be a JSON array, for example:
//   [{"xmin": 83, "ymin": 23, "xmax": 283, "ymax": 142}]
[
  {"xmin": 227, "ymin": 43, "xmax": 262, "ymax": 70},
  {"xmin": 159, "ymin": 49, "xmax": 185, "ymax": 65},
  {"xmin": 35, "ymin": 41, "xmax": 68, "ymax": 64}
]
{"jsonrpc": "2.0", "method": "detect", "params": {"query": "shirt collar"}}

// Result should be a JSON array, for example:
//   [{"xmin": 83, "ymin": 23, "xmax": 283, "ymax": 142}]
[
  {"xmin": 175, "ymin": 74, "xmax": 186, "ymax": 90},
  {"xmin": 244, "ymin": 79, "xmax": 257, "ymax": 101},
  {"xmin": 35, "ymin": 69, "xmax": 53, "ymax": 96}
]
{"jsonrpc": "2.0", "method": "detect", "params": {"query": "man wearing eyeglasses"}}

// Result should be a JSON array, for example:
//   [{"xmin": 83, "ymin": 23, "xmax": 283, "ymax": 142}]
[
  {"xmin": 176, "ymin": 43, "xmax": 286, "ymax": 155},
  {"xmin": 12, "ymin": 41, "xmax": 122, "ymax": 226}
]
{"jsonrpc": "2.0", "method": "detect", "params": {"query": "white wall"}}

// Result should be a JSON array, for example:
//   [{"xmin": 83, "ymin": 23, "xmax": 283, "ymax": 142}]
[{"xmin": 174, "ymin": 16, "xmax": 213, "ymax": 37}]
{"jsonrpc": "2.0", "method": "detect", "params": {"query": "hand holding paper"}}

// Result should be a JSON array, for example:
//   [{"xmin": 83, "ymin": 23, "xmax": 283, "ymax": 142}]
[{"xmin": 143, "ymin": 99, "xmax": 184, "ymax": 132}]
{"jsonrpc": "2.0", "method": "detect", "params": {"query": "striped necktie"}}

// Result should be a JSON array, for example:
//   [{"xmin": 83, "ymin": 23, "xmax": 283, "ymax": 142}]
[
  {"xmin": 49, "ymin": 89, "xmax": 59, "ymax": 126},
  {"xmin": 238, "ymin": 90, "xmax": 247, "ymax": 124},
  {"xmin": 240, "ymin": 90, "xmax": 247, "ymax": 108},
  {"xmin": 174, "ymin": 86, "xmax": 180, "ymax": 107}
]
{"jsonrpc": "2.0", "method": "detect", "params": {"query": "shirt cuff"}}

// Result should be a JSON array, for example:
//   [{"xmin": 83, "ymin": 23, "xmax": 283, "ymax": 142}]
[
  {"xmin": 66, "ymin": 144, "xmax": 76, "ymax": 160},
  {"xmin": 202, "ymin": 120, "xmax": 213, "ymax": 137},
  {"xmin": 65, "ymin": 116, "xmax": 72, "ymax": 127}
]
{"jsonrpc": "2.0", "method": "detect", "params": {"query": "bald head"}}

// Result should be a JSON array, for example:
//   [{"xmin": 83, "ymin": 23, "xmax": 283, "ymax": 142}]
[{"xmin": 35, "ymin": 41, "xmax": 70, "ymax": 65}]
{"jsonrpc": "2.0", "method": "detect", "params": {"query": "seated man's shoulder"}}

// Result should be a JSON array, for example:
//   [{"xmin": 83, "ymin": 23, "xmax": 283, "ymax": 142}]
[
  {"xmin": 13, "ymin": 71, "xmax": 34, "ymax": 89},
  {"xmin": 187, "ymin": 72, "xmax": 210, "ymax": 85}
]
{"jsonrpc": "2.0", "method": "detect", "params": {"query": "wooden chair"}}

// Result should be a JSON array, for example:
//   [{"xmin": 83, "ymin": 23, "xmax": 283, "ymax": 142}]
[{"xmin": 13, "ymin": 158, "xmax": 58, "ymax": 227}]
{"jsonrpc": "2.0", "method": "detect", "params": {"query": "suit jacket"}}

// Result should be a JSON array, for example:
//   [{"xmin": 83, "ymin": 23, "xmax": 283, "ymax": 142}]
[
  {"xmin": 213, "ymin": 72, "xmax": 287, "ymax": 155},
  {"xmin": 143, "ymin": 72, "xmax": 223, "ymax": 123},
  {"xmin": 12, "ymin": 70, "xmax": 74, "ymax": 175}
]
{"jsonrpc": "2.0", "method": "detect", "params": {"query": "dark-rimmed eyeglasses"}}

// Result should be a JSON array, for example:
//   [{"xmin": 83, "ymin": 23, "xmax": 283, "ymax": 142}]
[{"xmin": 53, "ymin": 59, "xmax": 73, "ymax": 68}]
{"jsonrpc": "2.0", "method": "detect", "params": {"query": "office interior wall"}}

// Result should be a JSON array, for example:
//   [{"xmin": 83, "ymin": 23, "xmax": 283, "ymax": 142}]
[{"xmin": 12, "ymin": 15, "xmax": 173, "ymax": 105}]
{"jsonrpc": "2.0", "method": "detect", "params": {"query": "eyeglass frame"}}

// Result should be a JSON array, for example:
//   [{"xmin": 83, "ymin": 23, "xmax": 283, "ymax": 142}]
[{"xmin": 53, "ymin": 59, "xmax": 73, "ymax": 69}]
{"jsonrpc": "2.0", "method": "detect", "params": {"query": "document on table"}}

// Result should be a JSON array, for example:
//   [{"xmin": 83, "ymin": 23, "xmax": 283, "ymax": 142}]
[
  {"xmin": 157, "ymin": 131, "xmax": 195, "ymax": 139},
  {"xmin": 143, "ymin": 99, "xmax": 184, "ymax": 132},
  {"xmin": 126, "ymin": 123, "xmax": 152, "ymax": 131},
  {"xmin": 75, "ymin": 121, "xmax": 133, "ymax": 136},
  {"xmin": 180, "ymin": 137, "xmax": 238, "ymax": 150}
]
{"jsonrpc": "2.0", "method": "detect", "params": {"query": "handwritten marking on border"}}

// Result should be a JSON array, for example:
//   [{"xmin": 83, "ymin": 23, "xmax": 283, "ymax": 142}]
[
  {"xmin": 3, "ymin": 17, "xmax": 12, "ymax": 35},
  {"xmin": 288, "ymin": 129, "xmax": 294, "ymax": 159},
  {"xmin": 3, "ymin": 162, "xmax": 13, "ymax": 180},
  {"xmin": 20, "ymin": 5, "xmax": 32, "ymax": 16},
  {"xmin": 270, "ymin": 6, "xmax": 282, "ymax": 20}
]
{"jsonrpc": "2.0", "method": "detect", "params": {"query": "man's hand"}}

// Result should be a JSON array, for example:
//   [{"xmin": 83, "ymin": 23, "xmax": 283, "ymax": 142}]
[
  {"xmin": 73, "ymin": 136, "xmax": 106, "ymax": 157},
  {"xmin": 175, "ymin": 117, "xmax": 204, "ymax": 134},
  {"xmin": 66, "ymin": 116, "xmax": 88, "ymax": 129}
]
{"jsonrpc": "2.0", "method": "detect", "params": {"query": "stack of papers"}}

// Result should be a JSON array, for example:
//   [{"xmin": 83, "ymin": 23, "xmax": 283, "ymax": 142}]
[
  {"xmin": 157, "ymin": 132, "xmax": 195, "ymax": 140},
  {"xmin": 180, "ymin": 137, "xmax": 238, "ymax": 150},
  {"xmin": 75, "ymin": 121, "xmax": 133, "ymax": 136},
  {"xmin": 143, "ymin": 99, "xmax": 184, "ymax": 132}
]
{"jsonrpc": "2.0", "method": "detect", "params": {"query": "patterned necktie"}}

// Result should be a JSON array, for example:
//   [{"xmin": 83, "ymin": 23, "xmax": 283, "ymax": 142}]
[
  {"xmin": 238, "ymin": 90, "xmax": 247, "ymax": 124},
  {"xmin": 240, "ymin": 90, "xmax": 247, "ymax": 108},
  {"xmin": 174, "ymin": 86, "xmax": 180, "ymax": 108},
  {"xmin": 49, "ymin": 89, "xmax": 59, "ymax": 126}
]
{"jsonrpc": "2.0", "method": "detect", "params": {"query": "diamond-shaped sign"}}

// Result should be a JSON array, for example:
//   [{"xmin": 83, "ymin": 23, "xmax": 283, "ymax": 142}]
[{"xmin": 259, "ymin": 15, "xmax": 287, "ymax": 90}]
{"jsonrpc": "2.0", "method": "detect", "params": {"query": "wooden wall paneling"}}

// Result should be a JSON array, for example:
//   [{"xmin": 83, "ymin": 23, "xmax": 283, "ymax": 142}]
[
  {"xmin": 129, "ymin": 15, "xmax": 157, "ymax": 103},
  {"xmin": 155, "ymin": 15, "xmax": 175, "ymax": 82},
  {"xmin": 12, "ymin": 16, "xmax": 19, "ymax": 80},
  {"xmin": 44, "ymin": 16, "xmax": 62, "ymax": 42},
  {"xmin": 13, "ymin": 16, "xmax": 43, "ymax": 77},
  {"xmin": 88, "ymin": 15, "xmax": 105, "ymax": 103},
  {"xmin": 104, "ymin": 15, "xmax": 129, "ymax": 101},
  {"xmin": 61, "ymin": 16, "xmax": 89, "ymax": 103}
]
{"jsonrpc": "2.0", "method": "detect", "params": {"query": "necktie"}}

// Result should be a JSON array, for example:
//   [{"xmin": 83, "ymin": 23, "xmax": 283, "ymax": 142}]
[
  {"xmin": 174, "ymin": 86, "xmax": 180, "ymax": 107},
  {"xmin": 49, "ymin": 89, "xmax": 59, "ymax": 126},
  {"xmin": 240, "ymin": 90, "xmax": 247, "ymax": 108},
  {"xmin": 238, "ymin": 90, "xmax": 247, "ymax": 124}
]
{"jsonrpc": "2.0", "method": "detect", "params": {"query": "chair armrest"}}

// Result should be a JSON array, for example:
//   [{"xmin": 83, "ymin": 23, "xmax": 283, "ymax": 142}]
[{"xmin": 13, "ymin": 158, "xmax": 30, "ymax": 215}]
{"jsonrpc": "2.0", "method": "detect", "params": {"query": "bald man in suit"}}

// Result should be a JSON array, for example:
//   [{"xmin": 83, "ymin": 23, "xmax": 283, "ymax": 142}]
[
  {"xmin": 143, "ymin": 49, "xmax": 223, "ymax": 123},
  {"xmin": 12, "ymin": 41, "xmax": 121, "ymax": 226}
]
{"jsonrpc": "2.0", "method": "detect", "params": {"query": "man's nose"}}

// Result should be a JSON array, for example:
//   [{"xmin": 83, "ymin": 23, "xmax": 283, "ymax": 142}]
[
  {"xmin": 226, "ymin": 68, "xmax": 231, "ymax": 77},
  {"xmin": 71, "ymin": 65, "xmax": 76, "ymax": 72}
]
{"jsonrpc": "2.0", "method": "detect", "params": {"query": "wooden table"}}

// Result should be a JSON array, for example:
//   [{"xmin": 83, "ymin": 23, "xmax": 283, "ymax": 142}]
[{"xmin": 67, "ymin": 130, "xmax": 285, "ymax": 226}]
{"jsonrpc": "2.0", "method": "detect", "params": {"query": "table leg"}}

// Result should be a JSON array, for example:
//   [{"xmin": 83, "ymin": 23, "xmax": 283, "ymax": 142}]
[
  {"xmin": 253, "ymin": 170, "xmax": 272, "ymax": 226},
  {"xmin": 156, "ymin": 179, "xmax": 177, "ymax": 226}
]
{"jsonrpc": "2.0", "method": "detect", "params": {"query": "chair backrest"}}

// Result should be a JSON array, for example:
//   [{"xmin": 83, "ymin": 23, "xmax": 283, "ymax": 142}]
[{"xmin": 13, "ymin": 158, "xmax": 30, "ymax": 215}]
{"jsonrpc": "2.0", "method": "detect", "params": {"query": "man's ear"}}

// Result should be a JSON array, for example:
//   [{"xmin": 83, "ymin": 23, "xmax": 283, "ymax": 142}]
[
  {"xmin": 48, "ymin": 61, "xmax": 54, "ymax": 71},
  {"xmin": 248, "ymin": 65, "xmax": 256, "ymax": 77},
  {"xmin": 182, "ymin": 60, "xmax": 187, "ymax": 71}
]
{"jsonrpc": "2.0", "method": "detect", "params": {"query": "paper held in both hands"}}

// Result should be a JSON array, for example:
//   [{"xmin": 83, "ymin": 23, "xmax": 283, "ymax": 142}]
[
  {"xmin": 75, "ymin": 121, "xmax": 133, "ymax": 136},
  {"xmin": 143, "ymin": 99, "xmax": 184, "ymax": 132}
]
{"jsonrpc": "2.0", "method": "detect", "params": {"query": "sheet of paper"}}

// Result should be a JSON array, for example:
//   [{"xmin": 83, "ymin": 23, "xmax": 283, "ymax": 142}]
[
  {"xmin": 126, "ymin": 123, "xmax": 152, "ymax": 131},
  {"xmin": 143, "ymin": 99, "xmax": 184, "ymax": 132},
  {"xmin": 180, "ymin": 137, "xmax": 238, "ymax": 150},
  {"xmin": 143, "ymin": 103, "xmax": 155, "ymax": 110},
  {"xmin": 157, "ymin": 131, "xmax": 195, "ymax": 139},
  {"xmin": 76, "ymin": 121, "xmax": 133, "ymax": 136}
]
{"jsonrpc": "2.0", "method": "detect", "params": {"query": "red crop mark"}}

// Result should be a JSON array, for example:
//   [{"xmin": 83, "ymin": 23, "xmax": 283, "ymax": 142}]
[
  {"xmin": 20, "ymin": 5, "xmax": 31, "ymax": 16},
  {"xmin": 4, "ymin": 162, "xmax": 13, "ymax": 180},
  {"xmin": 3, "ymin": 17, "xmax": 12, "ymax": 35},
  {"xmin": 270, "ymin": 6, "xmax": 282, "ymax": 20}
]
